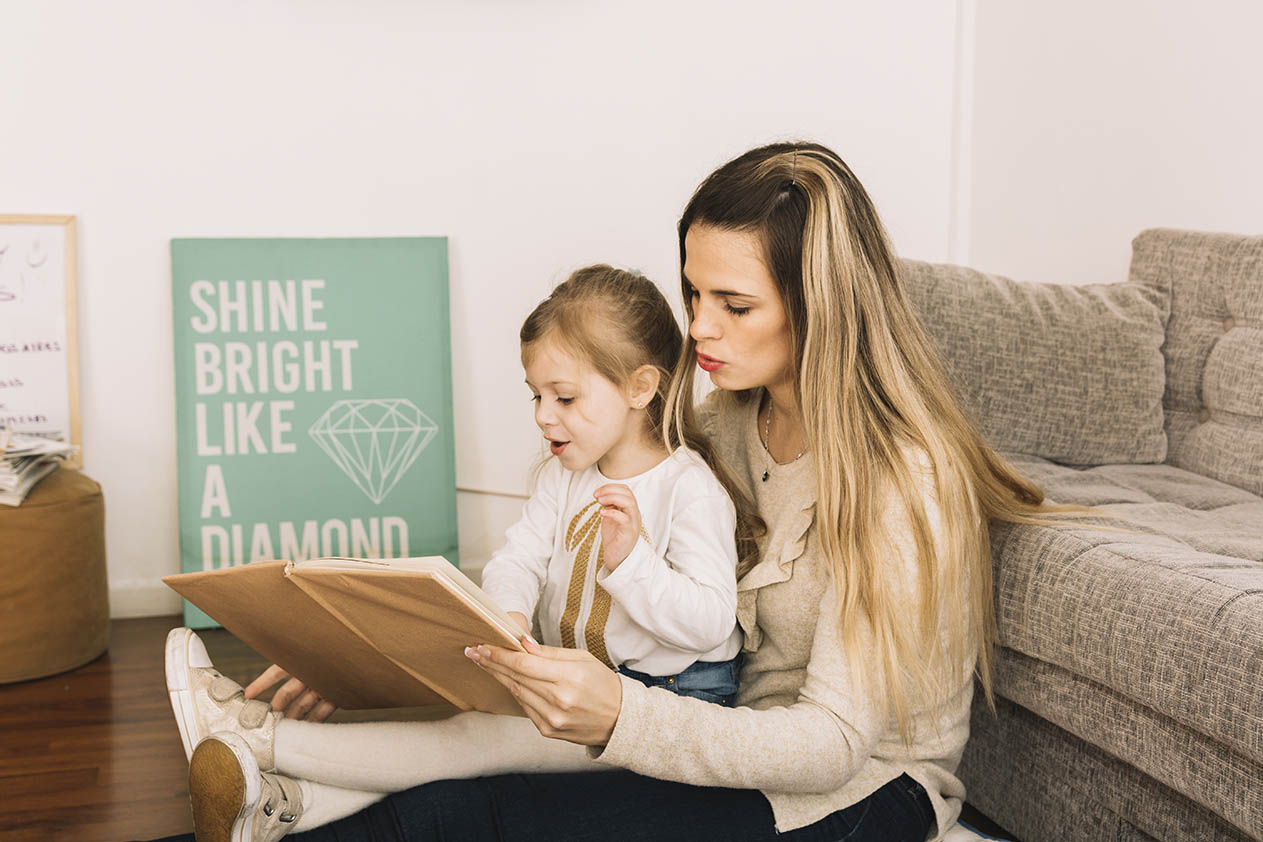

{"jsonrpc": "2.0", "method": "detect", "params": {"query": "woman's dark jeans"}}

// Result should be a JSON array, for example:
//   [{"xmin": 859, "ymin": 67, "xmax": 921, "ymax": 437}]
[{"xmin": 147, "ymin": 769, "xmax": 933, "ymax": 842}]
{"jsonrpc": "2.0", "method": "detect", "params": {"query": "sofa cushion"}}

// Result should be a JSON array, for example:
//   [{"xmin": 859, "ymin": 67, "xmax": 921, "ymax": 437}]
[
  {"xmin": 900, "ymin": 258, "xmax": 1170, "ymax": 466},
  {"xmin": 991, "ymin": 648, "xmax": 1262, "ymax": 840},
  {"xmin": 990, "ymin": 453, "xmax": 1263, "ymax": 768},
  {"xmin": 1129, "ymin": 228, "xmax": 1263, "ymax": 496},
  {"xmin": 961, "ymin": 693, "xmax": 1257, "ymax": 842}
]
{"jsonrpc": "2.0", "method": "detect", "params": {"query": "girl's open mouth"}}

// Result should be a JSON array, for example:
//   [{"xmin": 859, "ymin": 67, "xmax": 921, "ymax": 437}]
[{"xmin": 549, "ymin": 440, "xmax": 569, "ymax": 456}]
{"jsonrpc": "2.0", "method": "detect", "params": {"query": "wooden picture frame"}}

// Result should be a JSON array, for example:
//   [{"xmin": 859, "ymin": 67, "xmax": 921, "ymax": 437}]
[{"xmin": 0, "ymin": 214, "xmax": 82, "ymax": 468}]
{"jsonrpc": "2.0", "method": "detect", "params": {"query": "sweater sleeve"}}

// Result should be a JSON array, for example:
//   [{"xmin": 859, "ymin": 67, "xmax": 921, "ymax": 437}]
[
  {"xmin": 478, "ymin": 460, "xmax": 564, "ymax": 620},
  {"xmin": 590, "ymin": 573, "xmax": 882, "ymax": 792},
  {"xmin": 589, "ymin": 462, "xmax": 946, "ymax": 794},
  {"xmin": 596, "ymin": 493, "xmax": 738, "ymax": 653}
]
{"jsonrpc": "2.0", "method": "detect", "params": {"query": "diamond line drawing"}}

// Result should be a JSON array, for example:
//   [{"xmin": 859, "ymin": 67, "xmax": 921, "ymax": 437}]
[{"xmin": 309, "ymin": 398, "xmax": 438, "ymax": 504}]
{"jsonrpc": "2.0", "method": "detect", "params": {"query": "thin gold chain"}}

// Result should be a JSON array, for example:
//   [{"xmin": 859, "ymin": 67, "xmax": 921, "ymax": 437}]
[{"xmin": 761, "ymin": 399, "xmax": 807, "ymax": 465}]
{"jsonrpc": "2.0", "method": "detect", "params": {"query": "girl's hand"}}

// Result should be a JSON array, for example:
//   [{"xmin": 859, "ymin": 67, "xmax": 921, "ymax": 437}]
[
  {"xmin": 507, "ymin": 611, "xmax": 531, "ymax": 636},
  {"xmin": 243, "ymin": 663, "xmax": 338, "ymax": 722},
  {"xmin": 593, "ymin": 483, "xmax": 641, "ymax": 571},
  {"xmin": 466, "ymin": 637, "xmax": 622, "ymax": 746}
]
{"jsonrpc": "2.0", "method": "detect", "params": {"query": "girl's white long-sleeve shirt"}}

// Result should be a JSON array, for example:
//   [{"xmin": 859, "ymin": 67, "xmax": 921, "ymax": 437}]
[{"xmin": 479, "ymin": 448, "xmax": 741, "ymax": 676}]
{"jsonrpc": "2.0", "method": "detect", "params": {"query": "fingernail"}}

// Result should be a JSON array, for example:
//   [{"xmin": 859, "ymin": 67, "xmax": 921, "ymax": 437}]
[{"xmin": 464, "ymin": 646, "xmax": 478, "ymax": 661}]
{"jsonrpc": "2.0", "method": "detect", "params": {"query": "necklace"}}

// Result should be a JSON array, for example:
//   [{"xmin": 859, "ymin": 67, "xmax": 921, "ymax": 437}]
[{"xmin": 760, "ymin": 399, "xmax": 807, "ymax": 482}]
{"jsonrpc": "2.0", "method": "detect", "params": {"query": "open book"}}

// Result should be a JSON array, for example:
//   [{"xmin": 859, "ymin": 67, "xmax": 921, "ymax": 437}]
[{"xmin": 163, "ymin": 556, "xmax": 526, "ymax": 716}]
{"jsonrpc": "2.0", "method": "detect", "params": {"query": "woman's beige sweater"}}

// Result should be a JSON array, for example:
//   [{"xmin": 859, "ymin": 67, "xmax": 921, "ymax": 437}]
[{"xmin": 590, "ymin": 390, "xmax": 975, "ymax": 839}]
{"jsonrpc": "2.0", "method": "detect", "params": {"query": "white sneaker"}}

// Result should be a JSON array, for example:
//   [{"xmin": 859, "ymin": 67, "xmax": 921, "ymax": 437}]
[
  {"xmin": 189, "ymin": 731, "xmax": 303, "ymax": 842},
  {"xmin": 166, "ymin": 627, "xmax": 280, "ymax": 770}
]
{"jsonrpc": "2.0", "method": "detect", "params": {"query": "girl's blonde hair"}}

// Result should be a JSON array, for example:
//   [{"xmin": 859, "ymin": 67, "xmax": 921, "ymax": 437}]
[
  {"xmin": 667, "ymin": 143, "xmax": 1092, "ymax": 741},
  {"xmin": 521, "ymin": 265, "xmax": 762, "ymax": 570}
]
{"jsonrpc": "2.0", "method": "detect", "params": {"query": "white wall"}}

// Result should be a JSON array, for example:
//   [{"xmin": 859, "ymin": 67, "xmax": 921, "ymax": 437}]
[
  {"xmin": 967, "ymin": 0, "xmax": 1263, "ymax": 285},
  {"xmin": 3, "ymin": 1, "xmax": 964, "ymax": 617}
]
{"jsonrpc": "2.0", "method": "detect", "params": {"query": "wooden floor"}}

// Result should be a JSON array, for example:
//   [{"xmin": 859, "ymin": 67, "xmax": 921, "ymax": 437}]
[
  {"xmin": 0, "ymin": 616, "xmax": 436, "ymax": 842},
  {"xmin": 0, "ymin": 616, "xmax": 1016, "ymax": 842}
]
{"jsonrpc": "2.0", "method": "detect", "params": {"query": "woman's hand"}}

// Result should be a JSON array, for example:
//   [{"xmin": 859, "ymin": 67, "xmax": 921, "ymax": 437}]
[
  {"xmin": 466, "ymin": 637, "xmax": 622, "ymax": 746},
  {"xmin": 594, "ymin": 483, "xmax": 641, "ymax": 571},
  {"xmin": 507, "ymin": 611, "xmax": 531, "ymax": 636},
  {"xmin": 243, "ymin": 663, "xmax": 339, "ymax": 722}
]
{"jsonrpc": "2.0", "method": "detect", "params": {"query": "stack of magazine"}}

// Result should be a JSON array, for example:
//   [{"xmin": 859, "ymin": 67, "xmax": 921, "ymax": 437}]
[{"xmin": 0, "ymin": 430, "xmax": 77, "ymax": 506}]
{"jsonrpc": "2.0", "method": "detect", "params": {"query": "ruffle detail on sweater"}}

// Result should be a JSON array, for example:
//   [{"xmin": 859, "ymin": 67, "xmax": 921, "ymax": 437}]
[{"xmin": 736, "ymin": 500, "xmax": 815, "ymax": 652}]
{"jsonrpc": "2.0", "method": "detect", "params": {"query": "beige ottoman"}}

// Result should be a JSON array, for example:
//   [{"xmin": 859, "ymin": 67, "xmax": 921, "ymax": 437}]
[{"xmin": 0, "ymin": 466, "xmax": 109, "ymax": 682}]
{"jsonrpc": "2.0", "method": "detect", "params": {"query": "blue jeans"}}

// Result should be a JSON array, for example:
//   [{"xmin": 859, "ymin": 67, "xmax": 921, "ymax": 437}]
[
  {"xmin": 144, "ymin": 770, "xmax": 934, "ymax": 842},
  {"xmin": 617, "ymin": 654, "xmax": 742, "ymax": 706}
]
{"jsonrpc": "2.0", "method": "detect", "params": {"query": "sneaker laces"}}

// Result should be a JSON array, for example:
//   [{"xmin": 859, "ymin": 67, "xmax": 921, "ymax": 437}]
[{"xmin": 209, "ymin": 673, "xmax": 275, "ymax": 729}]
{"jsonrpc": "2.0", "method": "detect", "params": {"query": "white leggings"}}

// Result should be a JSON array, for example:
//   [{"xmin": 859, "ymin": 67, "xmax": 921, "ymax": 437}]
[{"xmin": 273, "ymin": 712, "xmax": 604, "ymax": 832}]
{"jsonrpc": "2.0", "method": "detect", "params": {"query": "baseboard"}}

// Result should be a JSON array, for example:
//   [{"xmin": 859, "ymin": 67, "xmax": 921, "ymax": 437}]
[{"xmin": 110, "ymin": 579, "xmax": 183, "ymax": 618}]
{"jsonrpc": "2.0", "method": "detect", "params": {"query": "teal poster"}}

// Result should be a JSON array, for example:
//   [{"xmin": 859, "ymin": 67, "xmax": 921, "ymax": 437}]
[{"xmin": 171, "ymin": 238, "xmax": 458, "ymax": 628}]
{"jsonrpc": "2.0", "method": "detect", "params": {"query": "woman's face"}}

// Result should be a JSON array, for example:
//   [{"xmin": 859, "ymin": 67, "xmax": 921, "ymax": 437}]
[{"xmin": 683, "ymin": 225, "xmax": 795, "ymax": 394}]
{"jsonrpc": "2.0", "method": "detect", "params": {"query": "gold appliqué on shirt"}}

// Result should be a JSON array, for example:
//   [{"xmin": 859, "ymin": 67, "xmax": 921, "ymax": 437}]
[
  {"xmin": 558, "ymin": 500, "xmax": 654, "ymax": 669},
  {"xmin": 560, "ymin": 502, "xmax": 613, "ymax": 667}
]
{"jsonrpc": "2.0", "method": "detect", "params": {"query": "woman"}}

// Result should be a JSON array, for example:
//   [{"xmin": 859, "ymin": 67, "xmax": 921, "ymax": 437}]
[{"xmin": 158, "ymin": 142, "xmax": 1062, "ymax": 842}]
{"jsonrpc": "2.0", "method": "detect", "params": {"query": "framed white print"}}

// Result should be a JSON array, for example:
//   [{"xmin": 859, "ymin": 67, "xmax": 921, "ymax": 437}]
[{"xmin": 0, "ymin": 215, "xmax": 82, "ymax": 468}]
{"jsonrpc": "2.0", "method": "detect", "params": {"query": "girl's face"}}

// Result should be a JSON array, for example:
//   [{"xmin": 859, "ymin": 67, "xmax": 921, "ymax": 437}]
[
  {"xmin": 683, "ymin": 225, "xmax": 795, "ymax": 394},
  {"xmin": 523, "ymin": 339, "xmax": 641, "ymax": 475}
]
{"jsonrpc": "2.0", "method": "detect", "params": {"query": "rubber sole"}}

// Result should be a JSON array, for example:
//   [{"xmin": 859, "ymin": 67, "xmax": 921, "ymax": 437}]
[
  {"xmin": 166, "ymin": 627, "xmax": 212, "ymax": 761},
  {"xmin": 189, "ymin": 733, "xmax": 261, "ymax": 842}
]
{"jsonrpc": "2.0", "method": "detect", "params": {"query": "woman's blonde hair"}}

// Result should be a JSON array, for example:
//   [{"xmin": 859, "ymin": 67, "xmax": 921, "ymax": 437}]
[
  {"xmin": 521, "ymin": 264, "xmax": 762, "ymax": 570},
  {"xmin": 666, "ymin": 142, "xmax": 1092, "ymax": 741}
]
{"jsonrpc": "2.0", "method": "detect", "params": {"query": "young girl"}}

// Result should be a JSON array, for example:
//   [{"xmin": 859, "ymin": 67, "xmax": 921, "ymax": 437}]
[
  {"xmin": 164, "ymin": 264, "xmax": 759, "ymax": 841},
  {"xmin": 481, "ymin": 263, "xmax": 751, "ymax": 705}
]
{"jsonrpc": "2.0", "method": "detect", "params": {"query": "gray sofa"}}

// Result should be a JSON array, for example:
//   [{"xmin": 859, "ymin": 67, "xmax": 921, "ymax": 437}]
[{"xmin": 901, "ymin": 229, "xmax": 1263, "ymax": 842}]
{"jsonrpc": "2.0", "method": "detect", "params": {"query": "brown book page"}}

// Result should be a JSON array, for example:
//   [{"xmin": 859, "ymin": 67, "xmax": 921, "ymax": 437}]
[
  {"xmin": 287, "ymin": 568, "xmax": 525, "ymax": 717},
  {"xmin": 163, "ymin": 563, "xmax": 451, "ymax": 710}
]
